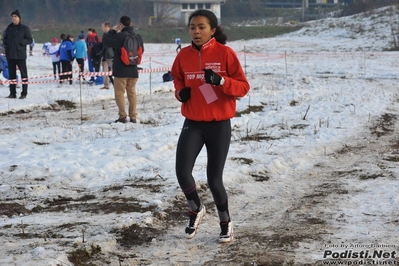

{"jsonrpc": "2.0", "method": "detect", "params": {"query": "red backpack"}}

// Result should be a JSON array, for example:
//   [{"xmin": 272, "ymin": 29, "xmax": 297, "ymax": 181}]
[{"xmin": 120, "ymin": 32, "xmax": 142, "ymax": 66}]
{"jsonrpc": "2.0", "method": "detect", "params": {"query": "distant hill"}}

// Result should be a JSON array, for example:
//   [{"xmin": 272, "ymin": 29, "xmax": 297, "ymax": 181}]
[{"xmin": 288, "ymin": 5, "xmax": 399, "ymax": 51}]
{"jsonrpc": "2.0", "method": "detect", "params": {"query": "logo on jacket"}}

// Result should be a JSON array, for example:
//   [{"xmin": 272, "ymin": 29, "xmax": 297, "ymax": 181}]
[
  {"xmin": 186, "ymin": 72, "xmax": 205, "ymax": 81},
  {"xmin": 204, "ymin": 62, "xmax": 221, "ymax": 72}
]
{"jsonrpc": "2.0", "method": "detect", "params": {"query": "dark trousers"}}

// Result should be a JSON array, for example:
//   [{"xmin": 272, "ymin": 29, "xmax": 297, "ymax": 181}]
[
  {"xmin": 91, "ymin": 56, "xmax": 101, "ymax": 81},
  {"xmin": 7, "ymin": 59, "xmax": 28, "ymax": 96},
  {"xmin": 87, "ymin": 55, "xmax": 94, "ymax": 72},
  {"xmin": 76, "ymin": 58, "xmax": 85, "ymax": 80},
  {"xmin": 176, "ymin": 119, "xmax": 231, "ymax": 207},
  {"xmin": 60, "ymin": 60, "xmax": 73, "ymax": 84},
  {"xmin": 52, "ymin": 61, "xmax": 61, "ymax": 79}
]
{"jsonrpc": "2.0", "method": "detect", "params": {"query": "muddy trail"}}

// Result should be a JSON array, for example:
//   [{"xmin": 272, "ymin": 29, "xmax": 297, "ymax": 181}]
[
  {"xmin": 0, "ymin": 94, "xmax": 398, "ymax": 266},
  {"xmin": 202, "ymin": 111, "xmax": 399, "ymax": 266}
]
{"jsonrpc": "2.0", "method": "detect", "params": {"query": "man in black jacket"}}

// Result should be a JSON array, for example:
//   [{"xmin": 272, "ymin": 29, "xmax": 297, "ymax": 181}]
[
  {"xmin": 102, "ymin": 15, "xmax": 144, "ymax": 123},
  {"xmin": 101, "ymin": 22, "xmax": 115, "ymax": 90},
  {"xmin": 3, "ymin": 9, "xmax": 33, "ymax": 99}
]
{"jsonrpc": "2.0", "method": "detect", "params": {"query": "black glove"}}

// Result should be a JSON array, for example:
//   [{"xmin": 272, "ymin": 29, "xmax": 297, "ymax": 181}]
[
  {"xmin": 203, "ymin": 68, "xmax": 222, "ymax": 86},
  {"xmin": 178, "ymin": 87, "xmax": 191, "ymax": 103}
]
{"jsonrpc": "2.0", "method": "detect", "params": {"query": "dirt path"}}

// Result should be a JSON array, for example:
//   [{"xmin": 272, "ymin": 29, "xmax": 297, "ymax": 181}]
[
  {"xmin": 94, "ymin": 104, "xmax": 399, "ymax": 265},
  {"xmin": 1, "ymin": 94, "xmax": 398, "ymax": 265},
  {"xmin": 201, "ymin": 111, "xmax": 399, "ymax": 265}
]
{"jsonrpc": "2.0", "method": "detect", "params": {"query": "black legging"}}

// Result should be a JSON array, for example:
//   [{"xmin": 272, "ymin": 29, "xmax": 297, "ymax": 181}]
[
  {"xmin": 76, "ymin": 58, "xmax": 85, "ymax": 80},
  {"xmin": 52, "ymin": 61, "xmax": 61, "ymax": 79},
  {"xmin": 176, "ymin": 119, "xmax": 231, "ymax": 206},
  {"xmin": 60, "ymin": 60, "xmax": 72, "ymax": 84}
]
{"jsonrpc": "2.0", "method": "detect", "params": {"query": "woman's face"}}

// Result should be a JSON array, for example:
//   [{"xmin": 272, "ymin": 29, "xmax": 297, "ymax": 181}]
[{"xmin": 189, "ymin": 16, "xmax": 216, "ymax": 47}]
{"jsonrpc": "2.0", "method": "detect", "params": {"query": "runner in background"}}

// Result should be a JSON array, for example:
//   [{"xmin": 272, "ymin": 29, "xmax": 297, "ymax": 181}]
[
  {"xmin": 29, "ymin": 37, "xmax": 34, "ymax": 56},
  {"xmin": 174, "ymin": 37, "xmax": 181, "ymax": 53}
]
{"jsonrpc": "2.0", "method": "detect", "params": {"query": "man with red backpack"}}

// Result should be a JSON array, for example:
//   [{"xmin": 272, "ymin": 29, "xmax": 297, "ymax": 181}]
[{"xmin": 103, "ymin": 15, "xmax": 144, "ymax": 123}]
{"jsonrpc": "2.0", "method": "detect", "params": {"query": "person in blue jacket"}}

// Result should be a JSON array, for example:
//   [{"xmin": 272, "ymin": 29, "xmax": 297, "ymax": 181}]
[
  {"xmin": 74, "ymin": 34, "xmax": 87, "ymax": 83},
  {"xmin": 0, "ymin": 54, "xmax": 7, "ymax": 85},
  {"xmin": 0, "ymin": 54, "xmax": 19, "ymax": 86},
  {"xmin": 0, "ymin": 54, "xmax": 7, "ymax": 72},
  {"xmin": 59, "ymin": 34, "xmax": 75, "ymax": 85}
]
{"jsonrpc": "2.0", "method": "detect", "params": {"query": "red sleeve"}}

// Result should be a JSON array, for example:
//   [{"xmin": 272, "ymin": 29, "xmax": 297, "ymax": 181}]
[
  {"xmin": 220, "ymin": 48, "xmax": 250, "ymax": 98},
  {"xmin": 171, "ymin": 55, "xmax": 186, "ymax": 101}
]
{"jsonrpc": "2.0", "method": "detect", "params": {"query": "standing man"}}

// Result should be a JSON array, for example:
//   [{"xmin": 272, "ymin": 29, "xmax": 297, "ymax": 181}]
[
  {"xmin": 3, "ymin": 9, "xmax": 33, "ymax": 99},
  {"xmin": 86, "ymin": 28, "xmax": 102, "ymax": 83},
  {"xmin": 101, "ymin": 22, "xmax": 114, "ymax": 90},
  {"xmin": 103, "ymin": 15, "xmax": 144, "ymax": 123}
]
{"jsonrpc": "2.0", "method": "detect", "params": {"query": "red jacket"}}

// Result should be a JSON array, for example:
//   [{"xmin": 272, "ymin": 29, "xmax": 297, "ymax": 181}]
[
  {"xmin": 171, "ymin": 38, "xmax": 250, "ymax": 122},
  {"xmin": 86, "ymin": 33, "xmax": 101, "ymax": 54}
]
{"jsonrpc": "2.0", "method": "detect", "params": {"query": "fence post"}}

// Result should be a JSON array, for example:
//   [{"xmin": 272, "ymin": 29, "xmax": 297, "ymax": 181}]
[
  {"xmin": 363, "ymin": 51, "xmax": 366, "ymax": 76},
  {"xmin": 244, "ymin": 46, "xmax": 247, "ymax": 76},
  {"xmin": 285, "ymin": 51, "xmax": 288, "ymax": 82},
  {"xmin": 149, "ymin": 57, "xmax": 152, "ymax": 94}
]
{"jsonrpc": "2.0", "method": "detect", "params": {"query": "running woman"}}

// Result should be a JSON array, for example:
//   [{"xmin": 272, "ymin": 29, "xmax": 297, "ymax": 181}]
[{"xmin": 171, "ymin": 9, "xmax": 250, "ymax": 243}]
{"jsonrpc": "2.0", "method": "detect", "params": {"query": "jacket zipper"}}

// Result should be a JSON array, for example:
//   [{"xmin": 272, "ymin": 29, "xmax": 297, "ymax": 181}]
[{"xmin": 198, "ymin": 50, "xmax": 202, "ymax": 71}]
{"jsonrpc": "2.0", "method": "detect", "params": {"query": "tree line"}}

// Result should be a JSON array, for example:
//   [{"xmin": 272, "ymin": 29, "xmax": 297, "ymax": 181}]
[
  {"xmin": 0, "ymin": 0, "xmax": 397, "ymax": 30},
  {"xmin": 0, "ymin": 0, "xmax": 152, "ymax": 28}
]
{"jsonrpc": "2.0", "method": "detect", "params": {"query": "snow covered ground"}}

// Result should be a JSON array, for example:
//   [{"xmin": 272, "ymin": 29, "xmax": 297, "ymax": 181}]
[{"xmin": 0, "ymin": 6, "xmax": 398, "ymax": 266}]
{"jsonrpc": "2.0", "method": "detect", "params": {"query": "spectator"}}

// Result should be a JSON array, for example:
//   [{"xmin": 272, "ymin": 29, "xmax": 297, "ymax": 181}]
[
  {"xmin": 78, "ymin": 30, "xmax": 85, "ymax": 40},
  {"xmin": 0, "ymin": 33, "xmax": 4, "ymax": 55},
  {"xmin": 48, "ymin": 37, "xmax": 61, "ymax": 81},
  {"xmin": 59, "ymin": 34, "xmax": 75, "ymax": 85},
  {"xmin": 74, "ymin": 34, "xmax": 87, "ymax": 83},
  {"xmin": 101, "ymin": 22, "xmax": 114, "ymax": 90},
  {"xmin": 60, "ymin": 33, "xmax": 66, "ymax": 42},
  {"xmin": 3, "ymin": 9, "xmax": 33, "ymax": 99},
  {"xmin": 42, "ymin": 41, "xmax": 51, "ymax": 56},
  {"xmin": 86, "ymin": 28, "xmax": 102, "ymax": 83},
  {"xmin": 0, "ymin": 53, "xmax": 7, "ymax": 85},
  {"xmin": 103, "ymin": 15, "xmax": 144, "ymax": 123}
]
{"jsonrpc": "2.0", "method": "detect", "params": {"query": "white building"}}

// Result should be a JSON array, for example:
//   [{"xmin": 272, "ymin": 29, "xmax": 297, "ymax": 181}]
[
  {"xmin": 315, "ymin": 0, "xmax": 338, "ymax": 3},
  {"xmin": 146, "ymin": 0, "xmax": 226, "ymax": 26}
]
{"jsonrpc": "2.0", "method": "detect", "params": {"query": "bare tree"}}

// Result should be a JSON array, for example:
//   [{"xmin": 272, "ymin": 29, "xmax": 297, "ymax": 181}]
[{"xmin": 153, "ymin": 1, "xmax": 178, "ymax": 26}]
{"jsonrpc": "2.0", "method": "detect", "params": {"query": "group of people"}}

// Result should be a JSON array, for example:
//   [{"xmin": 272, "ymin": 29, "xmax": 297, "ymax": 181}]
[
  {"xmin": 41, "ymin": 26, "xmax": 111, "ymax": 88},
  {"xmin": 2, "ymin": 8, "xmax": 250, "ymax": 244}
]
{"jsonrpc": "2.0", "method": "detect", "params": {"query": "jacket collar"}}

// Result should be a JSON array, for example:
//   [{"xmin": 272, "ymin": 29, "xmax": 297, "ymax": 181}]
[
  {"xmin": 8, "ymin": 22, "xmax": 21, "ymax": 27},
  {"xmin": 121, "ymin": 26, "xmax": 134, "ymax": 34},
  {"xmin": 191, "ymin": 37, "xmax": 216, "ymax": 53}
]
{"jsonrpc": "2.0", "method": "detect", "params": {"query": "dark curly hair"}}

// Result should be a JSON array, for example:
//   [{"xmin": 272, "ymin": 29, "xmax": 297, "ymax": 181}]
[{"xmin": 188, "ymin": 9, "xmax": 227, "ymax": 45}]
